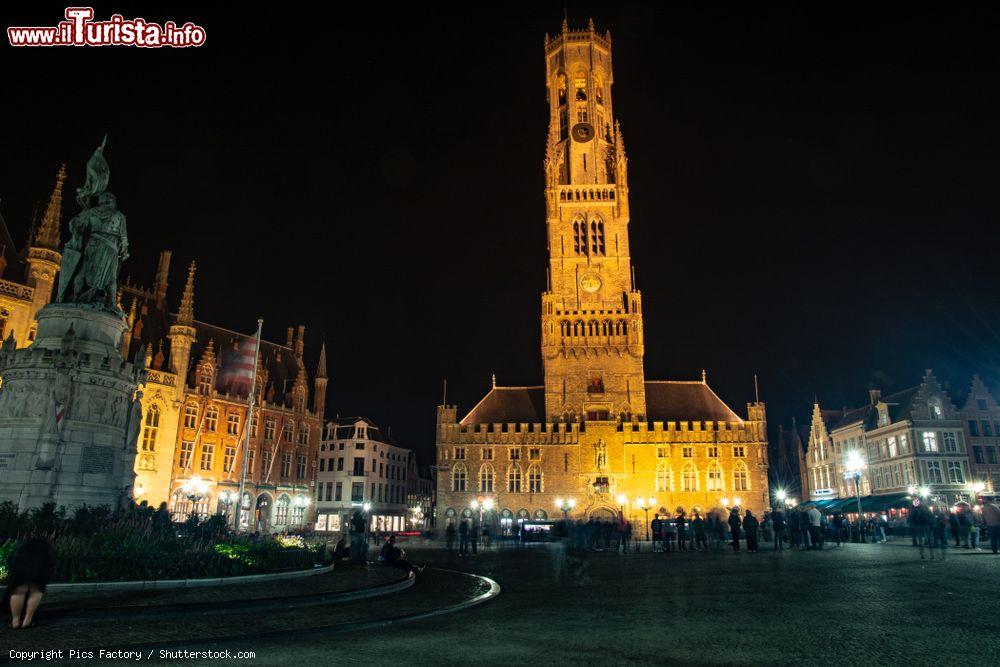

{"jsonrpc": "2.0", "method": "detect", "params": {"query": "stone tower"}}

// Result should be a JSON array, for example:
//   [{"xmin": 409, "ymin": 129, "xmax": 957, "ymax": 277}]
[
  {"xmin": 168, "ymin": 261, "xmax": 197, "ymax": 400},
  {"xmin": 540, "ymin": 20, "xmax": 645, "ymax": 422},
  {"xmin": 25, "ymin": 165, "xmax": 66, "ymax": 337},
  {"xmin": 314, "ymin": 341, "xmax": 328, "ymax": 418}
]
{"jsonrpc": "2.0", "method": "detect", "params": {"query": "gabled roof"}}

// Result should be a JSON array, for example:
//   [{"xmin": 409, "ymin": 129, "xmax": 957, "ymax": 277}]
[
  {"xmin": 826, "ymin": 404, "xmax": 874, "ymax": 432},
  {"xmin": 460, "ymin": 386, "xmax": 545, "ymax": 425},
  {"xmin": 881, "ymin": 386, "xmax": 920, "ymax": 423},
  {"xmin": 644, "ymin": 381, "xmax": 742, "ymax": 423}
]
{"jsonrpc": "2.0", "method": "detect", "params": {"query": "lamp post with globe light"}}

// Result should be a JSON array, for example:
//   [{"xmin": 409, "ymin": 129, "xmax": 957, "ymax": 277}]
[
  {"xmin": 616, "ymin": 493, "xmax": 628, "ymax": 522},
  {"xmin": 775, "ymin": 489, "xmax": 787, "ymax": 509},
  {"xmin": 555, "ymin": 497, "xmax": 576, "ymax": 520},
  {"xmin": 844, "ymin": 451, "xmax": 865, "ymax": 542},
  {"xmin": 636, "ymin": 497, "xmax": 656, "ymax": 542},
  {"xmin": 181, "ymin": 476, "xmax": 209, "ymax": 521}
]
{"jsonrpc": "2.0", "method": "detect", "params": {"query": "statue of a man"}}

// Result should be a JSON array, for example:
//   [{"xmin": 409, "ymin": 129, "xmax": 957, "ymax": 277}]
[{"xmin": 57, "ymin": 138, "xmax": 129, "ymax": 313}]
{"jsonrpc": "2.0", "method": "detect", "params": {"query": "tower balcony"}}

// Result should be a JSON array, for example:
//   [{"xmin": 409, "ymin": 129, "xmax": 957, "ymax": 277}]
[{"xmin": 558, "ymin": 185, "xmax": 616, "ymax": 204}]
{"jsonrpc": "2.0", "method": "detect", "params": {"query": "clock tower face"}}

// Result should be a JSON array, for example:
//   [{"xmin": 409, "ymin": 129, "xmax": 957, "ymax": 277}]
[
  {"xmin": 580, "ymin": 273, "xmax": 602, "ymax": 293},
  {"xmin": 571, "ymin": 122, "xmax": 595, "ymax": 143}
]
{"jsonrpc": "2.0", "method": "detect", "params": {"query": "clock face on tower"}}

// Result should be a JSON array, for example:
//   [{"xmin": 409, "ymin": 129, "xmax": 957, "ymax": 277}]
[
  {"xmin": 580, "ymin": 273, "xmax": 602, "ymax": 293},
  {"xmin": 571, "ymin": 122, "xmax": 595, "ymax": 143}
]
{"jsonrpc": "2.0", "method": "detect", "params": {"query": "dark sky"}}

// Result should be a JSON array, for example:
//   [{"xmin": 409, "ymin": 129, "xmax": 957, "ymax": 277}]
[{"xmin": 3, "ymin": 3, "xmax": 1000, "ymax": 464}]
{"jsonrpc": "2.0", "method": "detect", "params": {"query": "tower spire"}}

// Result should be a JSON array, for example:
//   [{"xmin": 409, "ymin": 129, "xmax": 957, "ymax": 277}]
[
  {"xmin": 316, "ymin": 341, "xmax": 327, "ymax": 379},
  {"xmin": 33, "ymin": 165, "xmax": 66, "ymax": 251},
  {"xmin": 178, "ymin": 261, "xmax": 196, "ymax": 325}
]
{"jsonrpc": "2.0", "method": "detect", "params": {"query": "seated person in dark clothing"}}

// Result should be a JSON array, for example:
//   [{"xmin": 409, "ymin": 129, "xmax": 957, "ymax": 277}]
[
  {"xmin": 378, "ymin": 535, "xmax": 423, "ymax": 574},
  {"xmin": 333, "ymin": 534, "xmax": 350, "ymax": 560}
]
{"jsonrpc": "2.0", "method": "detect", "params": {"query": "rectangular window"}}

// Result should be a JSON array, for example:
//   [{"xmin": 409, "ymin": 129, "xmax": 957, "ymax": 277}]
[
  {"xmin": 283, "ymin": 422, "xmax": 293, "ymax": 442},
  {"xmin": 922, "ymin": 432, "xmax": 938, "ymax": 452},
  {"xmin": 297, "ymin": 455, "xmax": 306, "ymax": 479},
  {"xmin": 887, "ymin": 436, "xmax": 898, "ymax": 458},
  {"xmin": 682, "ymin": 446, "xmax": 694, "ymax": 458},
  {"xmin": 262, "ymin": 451, "xmax": 272, "ymax": 478},
  {"xmin": 656, "ymin": 447, "xmax": 668, "ymax": 458},
  {"xmin": 281, "ymin": 453, "xmax": 291, "ymax": 477},
  {"xmin": 265, "ymin": 419, "xmax": 276, "ymax": 440},
  {"xmin": 482, "ymin": 448, "xmax": 493, "ymax": 460},
  {"xmin": 298, "ymin": 425, "xmax": 310, "ymax": 445},
  {"xmin": 200, "ymin": 444, "xmax": 214, "ymax": 471},
  {"xmin": 223, "ymin": 446, "xmax": 236, "ymax": 473},
  {"xmin": 179, "ymin": 440, "xmax": 194, "ymax": 469},
  {"xmin": 984, "ymin": 421, "xmax": 993, "ymax": 437},
  {"xmin": 351, "ymin": 482, "xmax": 363, "ymax": 502},
  {"xmin": 250, "ymin": 413, "xmax": 258, "ymax": 437},
  {"xmin": 247, "ymin": 448, "xmax": 255, "ymax": 474},
  {"xmin": 509, "ymin": 448, "xmax": 521, "ymax": 460},
  {"xmin": 337, "ymin": 457, "xmax": 344, "ymax": 471},
  {"xmin": 319, "ymin": 458, "xmax": 326, "ymax": 472},
  {"xmin": 356, "ymin": 442, "xmax": 365, "ymax": 450},
  {"xmin": 974, "ymin": 446, "xmax": 985, "ymax": 464},
  {"xmin": 454, "ymin": 447, "xmax": 465, "ymax": 460},
  {"xmin": 927, "ymin": 461, "xmax": 943, "ymax": 484},
  {"xmin": 564, "ymin": 453, "xmax": 569, "ymax": 472},
  {"xmin": 988, "ymin": 447, "xmax": 998, "ymax": 465},
  {"xmin": 227, "ymin": 414, "xmax": 240, "ymax": 436},
  {"xmin": 708, "ymin": 446, "xmax": 718, "ymax": 458},
  {"xmin": 944, "ymin": 432, "xmax": 958, "ymax": 453},
  {"xmin": 335, "ymin": 482, "xmax": 343, "ymax": 501},
  {"xmin": 324, "ymin": 482, "xmax": 333, "ymax": 501},
  {"xmin": 969, "ymin": 420, "xmax": 980, "ymax": 437},
  {"xmin": 529, "ymin": 448, "xmax": 541, "ymax": 460},
  {"xmin": 900, "ymin": 434, "xmax": 908, "ymax": 452},
  {"xmin": 977, "ymin": 399, "xmax": 989, "ymax": 411},
  {"xmin": 353, "ymin": 457, "xmax": 365, "ymax": 476},
  {"xmin": 205, "ymin": 409, "xmax": 218, "ymax": 432},
  {"xmin": 947, "ymin": 461, "xmax": 964, "ymax": 484},
  {"xmin": 183, "ymin": 405, "xmax": 198, "ymax": 429},
  {"xmin": 733, "ymin": 446, "xmax": 746, "ymax": 458}
]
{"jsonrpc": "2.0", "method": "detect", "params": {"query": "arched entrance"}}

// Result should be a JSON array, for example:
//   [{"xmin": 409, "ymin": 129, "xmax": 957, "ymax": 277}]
[
  {"xmin": 255, "ymin": 493, "xmax": 272, "ymax": 533},
  {"xmin": 589, "ymin": 506, "xmax": 619, "ymax": 521}
]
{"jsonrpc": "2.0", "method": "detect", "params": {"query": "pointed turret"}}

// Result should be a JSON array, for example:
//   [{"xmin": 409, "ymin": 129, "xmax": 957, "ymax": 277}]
[
  {"xmin": 167, "ymin": 260, "xmax": 197, "ymax": 397},
  {"xmin": 178, "ymin": 261, "xmax": 195, "ymax": 325},
  {"xmin": 153, "ymin": 250, "xmax": 172, "ymax": 310},
  {"xmin": 313, "ymin": 341, "xmax": 328, "ymax": 417},
  {"xmin": 34, "ymin": 165, "xmax": 65, "ymax": 251}
]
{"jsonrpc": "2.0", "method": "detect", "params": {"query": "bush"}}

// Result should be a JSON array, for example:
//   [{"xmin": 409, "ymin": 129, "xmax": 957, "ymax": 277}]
[{"xmin": 0, "ymin": 502, "xmax": 321, "ymax": 583}]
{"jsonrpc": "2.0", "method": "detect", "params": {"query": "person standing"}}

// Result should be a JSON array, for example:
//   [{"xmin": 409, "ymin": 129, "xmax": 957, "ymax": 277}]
[
  {"xmin": 3, "ymin": 537, "xmax": 55, "ymax": 629},
  {"xmin": 458, "ymin": 517, "xmax": 470, "ymax": 556},
  {"xmin": 743, "ymin": 510, "xmax": 760, "ymax": 553},
  {"xmin": 728, "ymin": 508, "xmax": 742, "ymax": 553},
  {"xmin": 350, "ymin": 510, "xmax": 367, "ymax": 563},
  {"xmin": 650, "ymin": 514, "xmax": 662, "ymax": 553},
  {"xmin": 981, "ymin": 499, "xmax": 1000, "ymax": 554},
  {"xmin": 806, "ymin": 506, "xmax": 822, "ymax": 550},
  {"xmin": 771, "ymin": 508, "xmax": 786, "ymax": 550},
  {"xmin": 662, "ymin": 515, "xmax": 675, "ymax": 553},
  {"xmin": 692, "ymin": 512, "xmax": 708, "ymax": 552},
  {"xmin": 469, "ymin": 519, "xmax": 480, "ymax": 555},
  {"xmin": 832, "ymin": 513, "xmax": 845, "ymax": 547},
  {"xmin": 676, "ymin": 510, "xmax": 688, "ymax": 552},
  {"xmin": 957, "ymin": 508, "xmax": 972, "ymax": 548},
  {"xmin": 445, "ymin": 521, "xmax": 456, "ymax": 553}
]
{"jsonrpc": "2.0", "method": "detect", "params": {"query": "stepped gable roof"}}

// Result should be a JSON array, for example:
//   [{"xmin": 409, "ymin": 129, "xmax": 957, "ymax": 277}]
[
  {"xmin": 189, "ymin": 321, "xmax": 303, "ymax": 404},
  {"xmin": 644, "ymin": 381, "xmax": 742, "ymax": 423},
  {"xmin": 460, "ymin": 386, "xmax": 546, "ymax": 425}
]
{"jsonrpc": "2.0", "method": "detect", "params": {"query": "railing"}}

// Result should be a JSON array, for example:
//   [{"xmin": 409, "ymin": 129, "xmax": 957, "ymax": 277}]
[
  {"xmin": 0, "ymin": 279, "xmax": 33, "ymax": 301},
  {"xmin": 146, "ymin": 369, "xmax": 176, "ymax": 386},
  {"xmin": 558, "ymin": 186, "xmax": 616, "ymax": 203}
]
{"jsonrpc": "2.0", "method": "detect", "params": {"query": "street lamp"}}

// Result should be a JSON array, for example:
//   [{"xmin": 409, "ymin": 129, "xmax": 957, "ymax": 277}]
[
  {"xmin": 181, "ymin": 475, "xmax": 209, "ymax": 519},
  {"xmin": 555, "ymin": 497, "xmax": 576, "ymax": 520},
  {"xmin": 775, "ymin": 489, "xmax": 787, "ymax": 509},
  {"xmin": 636, "ymin": 497, "xmax": 655, "ymax": 542},
  {"xmin": 616, "ymin": 493, "xmax": 627, "ymax": 522},
  {"xmin": 844, "ymin": 450, "xmax": 865, "ymax": 542}
]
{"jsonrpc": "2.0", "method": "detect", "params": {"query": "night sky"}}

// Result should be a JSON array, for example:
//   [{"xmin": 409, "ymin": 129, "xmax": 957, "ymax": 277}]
[{"xmin": 3, "ymin": 3, "xmax": 1000, "ymax": 465}]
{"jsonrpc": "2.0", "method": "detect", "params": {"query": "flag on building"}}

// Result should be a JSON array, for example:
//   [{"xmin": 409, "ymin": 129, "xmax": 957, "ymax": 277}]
[{"xmin": 218, "ymin": 335, "xmax": 258, "ymax": 396}]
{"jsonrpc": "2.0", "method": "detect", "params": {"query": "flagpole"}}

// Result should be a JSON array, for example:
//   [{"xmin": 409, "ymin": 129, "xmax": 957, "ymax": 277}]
[{"xmin": 234, "ymin": 317, "xmax": 264, "ymax": 532}]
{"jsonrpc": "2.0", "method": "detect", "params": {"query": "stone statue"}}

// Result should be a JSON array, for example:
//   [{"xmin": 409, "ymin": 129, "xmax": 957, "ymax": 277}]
[
  {"xmin": 57, "ymin": 137, "xmax": 130, "ymax": 313},
  {"xmin": 124, "ymin": 389, "xmax": 143, "ymax": 451}
]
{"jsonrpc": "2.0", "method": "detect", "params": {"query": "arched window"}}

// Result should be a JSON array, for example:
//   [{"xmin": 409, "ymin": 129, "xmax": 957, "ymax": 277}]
[
  {"xmin": 682, "ymin": 462, "xmax": 698, "ymax": 492},
  {"xmin": 655, "ymin": 462, "xmax": 671, "ymax": 492},
  {"xmin": 169, "ymin": 490, "xmax": 191, "ymax": 522},
  {"xmin": 183, "ymin": 403, "xmax": 198, "ymax": 429},
  {"xmin": 733, "ymin": 461, "xmax": 749, "ymax": 491},
  {"xmin": 205, "ymin": 406, "xmax": 219, "ymax": 432},
  {"xmin": 479, "ymin": 463, "xmax": 495, "ymax": 493},
  {"xmin": 452, "ymin": 463, "xmax": 467, "ymax": 492},
  {"xmin": 141, "ymin": 404, "xmax": 159, "ymax": 452},
  {"xmin": 594, "ymin": 71, "xmax": 604, "ymax": 105},
  {"xmin": 706, "ymin": 461, "xmax": 724, "ymax": 491},
  {"xmin": 507, "ymin": 464, "xmax": 522, "ymax": 493},
  {"xmin": 573, "ymin": 216, "xmax": 587, "ymax": 255},
  {"xmin": 574, "ymin": 71, "xmax": 587, "ymax": 101},
  {"xmin": 527, "ymin": 464, "xmax": 543, "ymax": 493},
  {"xmin": 274, "ymin": 494, "xmax": 290, "ymax": 525},
  {"xmin": 199, "ymin": 367, "xmax": 213, "ymax": 393},
  {"xmin": 556, "ymin": 72, "xmax": 567, "ymax": 105},
  {"xmin": 533, "ymin": 509, "xmax": 548, "ymax": 520},
  {"xmin": 928, "ymin": 398, "xmax": 944, "ymax": 420},
  {"xmin": 590, "ymin": 219, "xmax": 605, "ymax": 255}
]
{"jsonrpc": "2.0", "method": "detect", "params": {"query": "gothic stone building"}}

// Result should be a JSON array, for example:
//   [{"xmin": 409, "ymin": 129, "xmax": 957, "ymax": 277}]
[{"xmin": 435, "ymin": 22, "xmax": 769, "ymax": 533}]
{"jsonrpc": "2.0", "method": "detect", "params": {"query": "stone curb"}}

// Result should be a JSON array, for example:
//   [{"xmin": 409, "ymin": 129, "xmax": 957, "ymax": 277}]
[{"xmin": 45, "ymin": 563, "xmax": 335, "ymax": 593}]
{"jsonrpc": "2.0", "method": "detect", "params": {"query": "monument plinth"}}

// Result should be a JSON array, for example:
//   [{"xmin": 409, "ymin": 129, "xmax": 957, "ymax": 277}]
[{"xmin": 0, "ymin": 138, "xmax": 146, "ymax": 511}]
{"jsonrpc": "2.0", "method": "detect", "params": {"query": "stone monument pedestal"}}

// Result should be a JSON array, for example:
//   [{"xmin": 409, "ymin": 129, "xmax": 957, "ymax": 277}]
[{"xmin": 0, "ymin": 303, "xmax": 145, "ymax": 511}]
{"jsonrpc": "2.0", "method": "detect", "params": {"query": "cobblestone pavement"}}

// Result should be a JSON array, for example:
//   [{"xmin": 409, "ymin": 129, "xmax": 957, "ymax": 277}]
[{"xmin": 4, "ymin": 541, "xmax": 999, "ymax": 666}]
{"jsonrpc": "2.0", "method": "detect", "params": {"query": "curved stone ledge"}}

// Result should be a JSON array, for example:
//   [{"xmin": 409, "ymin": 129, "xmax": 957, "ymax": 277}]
[{"xmin": 45, "ymin": 562, "xmax": 336, "ymax": 593}]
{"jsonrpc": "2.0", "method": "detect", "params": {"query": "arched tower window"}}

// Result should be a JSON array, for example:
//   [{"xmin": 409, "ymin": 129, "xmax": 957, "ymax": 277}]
[
  {"xmin": 590, "ymin": 219, "xmax": 605, "ymax": 255},
  {"xmin": 479, "ymin": 463, "xmax": 495, "ymax": 493},
  {"xmin": 141, "ymin": 404, "xmax": 159, "ymax": 452},
  {"xmin": 574, "ymin": 71, "xmax": 587, "ymax": 101},
  {"xmin": 655, "ymin": 462, "xmax": 672, "ymax": 492},
  {"xmin": 573, "ymin": 216, "xmax": 587, "ymax": 255},
  {"xmin": 557, "ymin": 73, "xmax": 567, "ymax": 106},
  {"xmin": 594, "ymin": 71, "xmax": 604, "ymax": 105},
  {"xmin": 452, "ymin": 463, "xmax": 467, "ymax": 492}
]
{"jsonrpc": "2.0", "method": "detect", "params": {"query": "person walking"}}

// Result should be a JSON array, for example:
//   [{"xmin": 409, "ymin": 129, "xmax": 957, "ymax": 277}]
[
  {"xmin": 458, "ymin": 517, "xmax": 470, "ymax": 556},
  {"xmin": 3, "ymin": 537, "xmax": 55, "ymax": 629},
  {"xmin": 832, "ymin": 513, "xmax": 845, "ymax": 547},
  {"xmin": 350, "ymin": 510, "xmax": 367, "ymax": 563},
  {"xmin": 761, "ymin": 511, "xmax": 773, "ymax": 543},
  {"xmin": 771, "ymin": 508, "xmax": 786, "ymax": 550},
  {"xmin": 650, "ymin": 514, "xmax": 662, "ymax": 553},
  {"xmin": 912, "ymin": 502, "xmax": 934, "ymax": 560},
  {"xmin": 662, "ymin": 515, "xmax": 675, "ymax": 553},
  {"xmin": 470, "ymin": 520, "xmax": 480, "ymax": 555},
  {"xmin": 806, "ymin": 506, "xmax": 822, "ymax": 550},
  {"xmin": 676, "ymin": 510, "xmax": 688, "ymax": 552},
  {"xmin": 728, "ymin": 507, "xmax": 742, "ymax": 553},
  {"xmin": 743, "ymin": 510, "xmax": 760, "ymax": 553},
  {"xmin": 982, "ymin": 499, "xmax": 1000, "ymax": 554},
  {"xmin": 445, "ymin": 521, "xmax": 456, "ymax": 553},
  {"xmin": 957, "ymin": 508, "xmax": 972, "ymax": 548},
  {"xmin": 692, "ymin": 512, "xmax": 708, "ymax": 552}
]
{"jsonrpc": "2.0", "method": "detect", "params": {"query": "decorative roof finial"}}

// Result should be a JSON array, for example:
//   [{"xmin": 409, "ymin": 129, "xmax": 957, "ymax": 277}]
[
  {"xmin": 701, "ymin": 369, "xmax": 707, "ymax": 383},
  {"xmin": 178, "ymin": 261, "xmax": 196, "ymax": 325},
  {"xmin": 33, "ymin": 164, "xmax": 66, "ymax": 251},
  {"xmin": 492, "ymin": 372, "xmax": 497, "ymax": 388}
]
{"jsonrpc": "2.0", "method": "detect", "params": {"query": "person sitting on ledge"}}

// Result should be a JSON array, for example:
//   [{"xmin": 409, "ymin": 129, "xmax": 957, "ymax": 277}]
[
  {"xmin": 378, "ymin": 535, "xmax": 424, "ymax": 575},
  {"xmin": 3, "ymin": 537, "xmax": 55, "ymax": 629},
  {"xmin": 333, "ymin": 534, "xmax": 350, "ymax": 560}
]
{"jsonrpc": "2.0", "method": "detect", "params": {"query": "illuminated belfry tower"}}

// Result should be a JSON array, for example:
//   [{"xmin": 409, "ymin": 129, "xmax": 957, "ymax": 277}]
[{"xmin": 541, "ymin": 20, "xmax": 645, "ymax": 422}]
